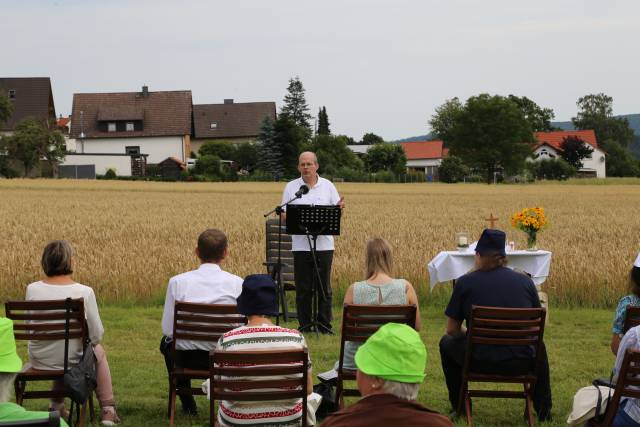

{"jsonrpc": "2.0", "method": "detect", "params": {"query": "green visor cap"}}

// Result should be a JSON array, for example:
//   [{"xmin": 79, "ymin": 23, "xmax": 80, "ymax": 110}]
[
  {"xmin": 354, "ymin": 322, "xmax": 426, "ymax": 383},
  {"xmin": 0, "ymin": 317, "xmax": 23, "ymax": 373}
]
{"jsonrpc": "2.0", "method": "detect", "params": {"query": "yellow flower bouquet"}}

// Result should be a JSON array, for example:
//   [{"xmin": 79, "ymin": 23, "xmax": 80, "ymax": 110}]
[{"xmin": 510, "ymin": 207, "xmax": 547, "ymax": 250}]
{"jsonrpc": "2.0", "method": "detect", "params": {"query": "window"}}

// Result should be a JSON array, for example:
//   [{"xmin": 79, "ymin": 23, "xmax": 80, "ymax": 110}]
[
  {"xmin": 107, "ymin": 122, "xmax": 116, "ymax": 132},
  {"xmin": 210, "ymin": 122, "xmax": 217, "ymax": 129},
  {"xmin": 126, "ymin": 122, "xmax": 134, "ymax": 132},
  {"xmin": 8, "ymin": 90, "xmax": 16, "ymax": 100},
  {"xmin": 125, "ymin": 146, "xmax": 140, "ymax": 155}
]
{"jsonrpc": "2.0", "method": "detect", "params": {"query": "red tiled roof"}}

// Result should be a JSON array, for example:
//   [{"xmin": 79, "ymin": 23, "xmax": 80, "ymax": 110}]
[
  {"xmin": 56, "ymin": 117, "xmax": 70, "ymax": 127},
  {"xmin": 534, "ymin": 130, "xmax": 598, "ymax": 151},
  {"xmin": 400, "ymin": 140, "xmax": 445, "ymax": 160}
]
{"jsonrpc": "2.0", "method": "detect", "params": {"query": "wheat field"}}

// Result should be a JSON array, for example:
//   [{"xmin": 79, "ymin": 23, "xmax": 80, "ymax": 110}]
[{"xmin": 1, "ymin": 179, "xmax": 639, "ymax": 307}]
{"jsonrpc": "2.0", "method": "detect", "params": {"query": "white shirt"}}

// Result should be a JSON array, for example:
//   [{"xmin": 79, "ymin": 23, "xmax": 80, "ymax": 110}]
[
  {"xmin": 26, "ymin": 281, "xmax": 104, "ymax": 370},
  {"xmin": 614, "ymin": 325, "xmax": 640, "ymax": 423},
  {"xmin": 161, "ymin": 263, "xmax": 243, "ymax": 350},
  {"xmin": 281, "ymin": 175, "xmax": 341, "ymax": 252}
]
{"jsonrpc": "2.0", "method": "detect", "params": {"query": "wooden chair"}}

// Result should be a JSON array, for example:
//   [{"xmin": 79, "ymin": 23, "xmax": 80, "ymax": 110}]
[
  {"xmin": 5, "ymin": 299, "xmax": 92, "ymax": 427},
  {"xmin": 210, "ymin": 349, "xmax": 309, "ymax": 427},
  {"xmin": 588, "ymin": 348, "xmax": 640, "ymax": 427},
  {"xmin": 0, "ymin": 411, "xmax": 60, "ymax": 426},
  {"xmin": 335, "ymin": 304, "xmax": 417, "ymax": 407},
  {"xmin": 167, "ymin": 302, "xmax": 246, "ymax": 427},
  {"xmin": 265, "ymin": 217, "xmax": 297, "ymax": 322},
  {"xmin": 459, "ymin": 306, "xmax": 546, "ymax": 427},
  {"xmin": 623, "ymin": 306, "xmax": 640, "ymax": 333}
]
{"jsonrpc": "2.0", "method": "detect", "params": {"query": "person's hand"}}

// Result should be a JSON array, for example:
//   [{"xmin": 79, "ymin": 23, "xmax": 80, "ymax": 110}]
[{"xmin": 337, "ymin": 196, "xmax": 345, "ymax": 210}]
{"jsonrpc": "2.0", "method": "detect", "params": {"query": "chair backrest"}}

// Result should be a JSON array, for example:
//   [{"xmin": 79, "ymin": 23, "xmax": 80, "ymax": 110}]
[
  {"xmin": 5, "ymin": 299, "xmax": 87, "ymax": 345},
  {"xmin": 171, "ymin": 302, "xmax": 246, "ymax": 352},
  {"xmin": 265, "ymin": 217, "xmax": 294, "ymax": 284},
  {"xmin": 465, "ymin": 305, "xmax": 546, "ymax": 374},
  {"xmin": 0, "ymin": 410, "xmax": 60, "ymax": 426},
  {"xmin": 210, "ymin": 349, "xmax": 309, "ymax": 427},
  {"xmin": 603, "ymin": 348, "xmax": 640, "ymax": 425},
  {"xmin": 623, "ymin": 306, "xmax": 640, "ymax": 334},
  {"xmin": 338, "ymin": 304, "xmax": 417, "ymax": 370}
]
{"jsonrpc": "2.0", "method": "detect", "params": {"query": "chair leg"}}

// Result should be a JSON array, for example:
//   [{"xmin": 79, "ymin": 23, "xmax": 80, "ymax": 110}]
[
  {"xmin": 169, "ymin": 377, "xmax": 177, "ymax": 427},
  {"xmin": 14, "ymin": 379, "xmax": 24, "ymax": 406},
  {"xmin": 78, "ymin": 401, "xmax": 87, "ymax": 427},
  {"xmin": 335, "ymin": 378, "xmax": 344, "ymax": 409},
  {"xmin": 465, "ymin": 394, "xmax": 473, "ymax": 427},
  {"xmin": 525, "ymin": 387, "xmax": 536, "ymax": 427},
  {"xmin": 88, "ymin": 392, "xmax": 95, "ymax": 422}
]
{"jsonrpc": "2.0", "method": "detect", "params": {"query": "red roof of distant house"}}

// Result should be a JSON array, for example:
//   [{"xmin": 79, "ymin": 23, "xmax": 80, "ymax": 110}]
[
  {"xmin": 534, "ymin": 130, "xmax": 598, "ymax": 151},
  {"xmin": 400, "ymin": 140, "xmax": 445, "ymax": 160},
  {"xmin": 57, "ymin": 117, "xmax": 70, "ymax": 127}
]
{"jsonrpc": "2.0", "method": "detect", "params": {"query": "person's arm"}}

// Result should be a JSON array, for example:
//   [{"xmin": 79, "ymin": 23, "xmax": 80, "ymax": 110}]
[
  {"xmin": 161, "ymin": 279, "xmax": 176, "ymax": 338},
  {"xmin": 404, "ymin": 281, "xmax": 422, "ymax": 331},
  {"xmin": 84, "ymin": 289, "xmax": 104, "ymax": 344},
  {"xmin": 612, "ymin": 334, "xmax": 622, "ymax": 356},
  {"xmin": 307, "ymin": 367, "xmax": 314, "ymax": 395},
  {"xmin": 611, "ymin": 298, "xmax": 629, "ymax": 355},
  {"xmin": 343, "ymin": 284, "xmax": 354, "ymax": 305},
  {"xmin": 446, "ymin": 316, "xmax": 465, "ymax": 337},
  {"xmin": 614, "ymin": 328, "xmax": 639, "ymax": 380}
]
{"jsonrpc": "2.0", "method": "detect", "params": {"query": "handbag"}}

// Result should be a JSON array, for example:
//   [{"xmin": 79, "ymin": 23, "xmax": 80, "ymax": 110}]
[{"xmin": 63, "ymin": 298, "xmax": 98, "ymax": 405}]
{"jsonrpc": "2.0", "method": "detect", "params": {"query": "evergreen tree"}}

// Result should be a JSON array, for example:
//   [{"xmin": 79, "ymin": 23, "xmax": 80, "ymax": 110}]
[
  {"xmin": 317, "ymin": 106, "xmax": 330, "ymax": 135},
  {"xmin": 256, "ymin": 117, "xmax": 283, "ymax": 177},
  {"xmin": 281, "ymin": 76, "xmax": 312, "ymax": 138},
  {"xmin": 273, "ymin": 115, "xmax": 306, "ymax": 178}
]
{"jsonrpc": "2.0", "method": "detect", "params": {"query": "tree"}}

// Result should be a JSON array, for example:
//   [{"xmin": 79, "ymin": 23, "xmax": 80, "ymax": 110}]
[
  {"xmin": 364, "ymin": 143, "xmax": 406, "ymax": 175},
  {"xmin": 527, "ymin": 158, "xmax": 576, "ymax": 181},
  {"xmin": 0, "ymin": 90, "xmax": 14, "ymax": 126},
  {"xmin": 572, "ymin": 93, "xmax": 635, "ymax": 148},
  {"xmin": 559, "ymin": 136, "xmax": 593, "ymax": 169},
  {"xmin": 604, "ymin": 140, "xmax": 640, "ymax": 177},
  {"xmin": 194, "ymin": 154, "xmax": 221, "ymax": 177},
  {"xmin": 430, "ymin": 94, "xmax": 534, "ymax": 184},
  {"xmin": 310, "ymin": 134, "xmax": 363, "ymax": 176},
  {"xmin": 438, "ymin": 156, "xmax": 470, "ymax": 183},
  {"xmin": 317, "ymin": 106, "xmax": 330, "ymax": 135},
  {"xmin": 360, "ymin": 133, "xmax": 385, "ymax": 145},
  {"xmin": 234, "ymin": 142, "xmax": 258, "ymax": 171},
  {"xmin": 280, "ymin": 76, "xmax": 312, "ymax": 139},
  {"xmin": 272, "ymin": 115, "xmax": 306, "ymax": 177},
  {"xmin": 255, "ymin": 117, "xmax": 283, "ymax": 177},
  {"xmin": 507, "ymin": 95, "xmax": 556, "ymax": 132},
  {"xmin": 198, "ymin": 140, "xmax": 237, "ymax": 160},
  {"xmin": 4, "ymin": 118, "xmax": 66, "ymax": 177}
]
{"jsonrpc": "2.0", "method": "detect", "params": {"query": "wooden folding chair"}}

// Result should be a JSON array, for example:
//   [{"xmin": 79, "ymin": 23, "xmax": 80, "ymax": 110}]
[
  {"xmin": 623, "ymin": 306, "xmax": 640, "ymax": 334},
  {"xmin": 5, "ymin": 299, "xmax": 93, "ymax": 427},
  {"xmin": 210, "ymin": 349, "xmax": 309, "ymax": 427},
  {"xmin": 265, "ymin": 217, "xmax": 296, "ymax": 322},
  {"xmin": 459, "ymin": 306, "xmax": 546, "ymax": 427},
  {"xmin": 0, "ymin": 411, "xmax": 61, "ymax": 426},
  {"xmin": 589, "ymin": 348, "xmax": 640, "ymax": 427},
  {"xmin": 335, "ymin": 304, "xmax": 417, "ymax": 407},
  {"xmin": 167, "ymin": 302, "xmax": 246, "ymax": 427}
]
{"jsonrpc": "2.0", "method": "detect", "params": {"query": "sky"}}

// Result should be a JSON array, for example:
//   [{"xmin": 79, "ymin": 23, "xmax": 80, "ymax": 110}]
[{"xmin": 2, "ymin": 0, "xmax": 639, "ymax": 141}]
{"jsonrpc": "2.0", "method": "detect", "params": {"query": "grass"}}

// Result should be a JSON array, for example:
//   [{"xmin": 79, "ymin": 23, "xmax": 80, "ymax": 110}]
[{"xmin": 10, "ymin": 302, "xmax": 615, "ymax": 426}]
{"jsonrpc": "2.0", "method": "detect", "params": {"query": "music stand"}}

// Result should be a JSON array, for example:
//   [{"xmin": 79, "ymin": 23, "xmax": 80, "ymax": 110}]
[{"xmin": 286, "ymin": 204, "xmax": 341, "ymax": 335}]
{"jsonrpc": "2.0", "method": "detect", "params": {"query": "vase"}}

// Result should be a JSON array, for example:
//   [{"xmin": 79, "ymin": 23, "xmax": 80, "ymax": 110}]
[{"xmin": 526, "ymin": 232, "xmax": 537, "ymax": 251}]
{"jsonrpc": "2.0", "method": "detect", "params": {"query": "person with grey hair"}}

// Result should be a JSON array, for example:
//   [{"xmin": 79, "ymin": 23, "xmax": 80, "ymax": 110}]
[
  {"xmin": 25, "ymin": 240, "xmax": 120, "ymax": 426},
  {"xmin": 322, "ymin": 323, "xmax": 452, "ymax": 427},
  {"xmin": 0, "ymin": 317, "xmax": 69, "ymax": 425}
]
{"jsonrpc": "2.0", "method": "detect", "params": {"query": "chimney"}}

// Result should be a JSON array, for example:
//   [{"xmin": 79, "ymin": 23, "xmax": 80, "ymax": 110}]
[
  {"xmin": 142, "ymin": 85, "xmax": 149, "ymax": 97},
  {"xmin": 224, "ymin": 99, "xmax": 234, "ymax": 104}
]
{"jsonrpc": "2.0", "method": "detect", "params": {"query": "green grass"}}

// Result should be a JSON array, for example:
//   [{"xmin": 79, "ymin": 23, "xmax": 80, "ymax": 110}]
[{"xmin": 12, "ymin": 303, "xmax": 614, "ymax": 426}]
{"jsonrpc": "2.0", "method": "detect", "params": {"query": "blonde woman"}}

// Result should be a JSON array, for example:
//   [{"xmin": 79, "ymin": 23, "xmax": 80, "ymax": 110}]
[{"xmin": 339, "ymin": 238, "xmax": 421, "ymax": 370}]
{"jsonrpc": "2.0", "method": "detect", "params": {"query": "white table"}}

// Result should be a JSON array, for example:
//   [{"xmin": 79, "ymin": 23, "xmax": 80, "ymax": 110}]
[{"xmin": 428, "ymin": 247, "xmax": 552, "ymax": 291}]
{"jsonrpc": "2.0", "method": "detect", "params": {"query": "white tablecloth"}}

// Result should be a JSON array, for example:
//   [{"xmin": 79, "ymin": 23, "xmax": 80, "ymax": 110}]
[{"xmin": 428, "ymin": 248, "xmax": 552, "ymax": 290}]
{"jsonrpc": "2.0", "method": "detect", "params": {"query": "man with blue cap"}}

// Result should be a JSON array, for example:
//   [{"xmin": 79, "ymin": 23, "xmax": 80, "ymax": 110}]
[{"xmin": 439, "ymin": 229, "xmax": 552, "ymax": 421}]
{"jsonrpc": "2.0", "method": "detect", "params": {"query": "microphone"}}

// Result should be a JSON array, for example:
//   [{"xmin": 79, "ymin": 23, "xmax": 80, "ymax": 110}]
[{"xmin": 295, "ymin": 185, "xmax": 309, "ymax": 198}]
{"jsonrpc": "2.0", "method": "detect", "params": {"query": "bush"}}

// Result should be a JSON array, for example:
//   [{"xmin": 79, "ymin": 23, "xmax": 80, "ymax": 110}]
[
  {"xmin": 104, "ymin": 168, "xmax": 117, "ymax": 179},
  {"xmin": 527, "ymin": 159, "xmax": 576, "ymax": 181},
  {"xmin": 194, "ymin": 154, "xmax": 221, "ymax": 178},
  {"xmin": 438, "ymin": 156, "xmax": 470, "ymax": 183},
  {"xmin": 336, "ymin": 167, "xmax": 369, "ymax": 182},
  {"xmin": 372, "ymin": 170, "xmax": 396, "ymax": 183},
  {"xmin": 145, "ymin": 164, "xmax": 160, "ymax": 177}
]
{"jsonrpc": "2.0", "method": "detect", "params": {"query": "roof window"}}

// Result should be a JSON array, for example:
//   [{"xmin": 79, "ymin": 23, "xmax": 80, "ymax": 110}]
[
  {"xmin": 210, "ymin": 123, "xmax": 218, "ymax": 129},
  {"xmin": 107, "ymin": 122, "xmax": 116, "ymax": 132},
  {"xmin": 8, "ymin": 90, "xmax": 16, "ymax": 100}
]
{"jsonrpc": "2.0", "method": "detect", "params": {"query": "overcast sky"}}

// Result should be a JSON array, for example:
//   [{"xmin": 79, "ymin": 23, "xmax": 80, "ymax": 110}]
[{"xmin": 3, "ymin": 0, "xmax": 639, "ymax": 140}]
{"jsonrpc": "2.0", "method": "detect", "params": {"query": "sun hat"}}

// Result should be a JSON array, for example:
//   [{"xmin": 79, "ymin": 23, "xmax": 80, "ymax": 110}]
[
  {"xmin": 475, "ymin": 229, "xmax": 506, "ymax": 257},
  {"xmin": 354, "ymin": 323, "xmax": 426, "ymax": 383},
  {"xmin": 237, "ymin": 274, "xmax": 279, "ymax": 316},
  {"xmin": 0, "ymin": 317, "xmax": 23, "ymax": 373}
]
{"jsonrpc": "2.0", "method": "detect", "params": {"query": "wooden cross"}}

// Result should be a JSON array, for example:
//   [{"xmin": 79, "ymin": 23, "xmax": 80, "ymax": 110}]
[{"xmin": 485, "ymin": 213, "xmax": 499, "ymax": 229}]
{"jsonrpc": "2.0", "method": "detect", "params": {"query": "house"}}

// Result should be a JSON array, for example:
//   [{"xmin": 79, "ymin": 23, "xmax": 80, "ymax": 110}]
[
  {"xmin": 191, "ymin": 99, "xmax": 276, "ymax": 154},
  {"xmin": 532, "ymin": 130, "xmax": 606, "ymax": 178},
  {"xmin": 0, "ymin": 77, "xmax": 56, "ymax": 133},
  {"xmin": 400, "ymin": 140, "xmax": 448, "ymax": 181},
  {"xmin": 69, "ymin": 86, "xmax": 193, "ymax": 165}
]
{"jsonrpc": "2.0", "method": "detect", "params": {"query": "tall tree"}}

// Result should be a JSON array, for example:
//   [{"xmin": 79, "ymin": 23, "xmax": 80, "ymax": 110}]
[
  {"xmin": 272, "ymin": 115, "xmax": 306, "ymax": 178},
  {"xmin": 4, "ymin": 118, "xmax": 65, "ymax": 177},
  {"xmin": 572, "ymin": 93, "xmax": 635, "ymax": 148},
  {"xmin": 430, "ymin": 94, "xmax": 534, "ymax": 183},
  {"xmin": 360, "ymin": 133, "xmax": 385, "ymax": 145},
  {"xmin": 559, "ymin": 136, "xmax": 593, "ymax": 169},
  {"xmin": 317, "ymin": 106, "xmax": 330, "ymax": 135},
  {"xmin": 603, "ymin": 140, "xmax": 640, "ymax": 177},
  {"xmin": 280, "ymin": 76, "xmax": 312, "ymax": 139},
  {"xmin": 507, "ymin": 95, "xmax": 556, "ymax": 132},
  {"xmin": 255, "ymin": 117, "xmax": 283, "ymax": 177},
  {"xmin": 0, "ymin": 90, "xmax": 14, "ymax": 126},
  {"xmin": 310, "ymin": 134, "xmax": 363, "ymax": 176}
]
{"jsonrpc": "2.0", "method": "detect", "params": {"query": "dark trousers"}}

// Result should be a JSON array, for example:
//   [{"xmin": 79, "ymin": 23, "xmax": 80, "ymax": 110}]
[
  {"xmin": 439, "ymin": 334, "xmax": 552, "ymax": 419},
  {"xmin": 293, "ymin": 250, "xmax": 334, "ymax": 329},
  {"xmin": 160, "ymin": 336, "xmax": 209, "ymax": 411}
]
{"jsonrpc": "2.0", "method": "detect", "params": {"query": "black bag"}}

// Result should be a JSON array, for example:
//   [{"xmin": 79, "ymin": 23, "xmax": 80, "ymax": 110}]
[
  {"xmin": 63, "ymin": 298, "xmax": 97, "ymax": 405},
  {"xmin": 592, "ymin": 375, "xmax": 614, "ymax": 423},
  {"xmin": 313, "ymin": 380, "xmax": 339, "ymax": 420}
]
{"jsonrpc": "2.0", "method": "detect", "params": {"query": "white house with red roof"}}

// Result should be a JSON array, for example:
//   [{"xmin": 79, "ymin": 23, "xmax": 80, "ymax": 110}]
[
  {"xmin": 532, "ymin": 130, "xmax": 605, "ymax": 178},
  {"xmin": 400, "ymin": 140, "xmax": 448, "ymax": 180}
]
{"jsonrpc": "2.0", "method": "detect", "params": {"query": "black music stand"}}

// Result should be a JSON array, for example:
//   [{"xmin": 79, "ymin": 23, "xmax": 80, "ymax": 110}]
[{"xmin": 286, "ymin": 204, "xmax": 341, "ymax": 335}]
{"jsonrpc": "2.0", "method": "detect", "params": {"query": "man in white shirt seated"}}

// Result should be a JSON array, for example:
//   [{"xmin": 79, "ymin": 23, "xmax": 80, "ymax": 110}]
[{"xmin": 159, "ymin": 229, "xmax": 243, "ymax": 416}]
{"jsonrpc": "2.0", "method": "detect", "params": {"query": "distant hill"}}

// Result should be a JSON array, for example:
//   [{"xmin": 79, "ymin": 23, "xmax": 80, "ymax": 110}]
[{"xmin": 391, "ymin": 133, "xmax": 434, "ymax": 143}]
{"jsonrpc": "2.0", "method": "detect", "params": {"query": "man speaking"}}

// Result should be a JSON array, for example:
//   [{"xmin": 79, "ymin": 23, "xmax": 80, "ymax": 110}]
[{"xmin": 281, "ymin": 151, "xmax": 344, "ymax": 333}]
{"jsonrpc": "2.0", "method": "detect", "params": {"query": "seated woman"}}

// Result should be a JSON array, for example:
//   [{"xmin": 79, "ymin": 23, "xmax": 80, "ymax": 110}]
[
  {"xmin": 26, "ymin": 240, "xmax": 120, "ymax": 426},
  {"xmin": 322, "ymin": 323, "xmax": 452, "ymax": 427},
  {"xmin": 612, "ymin": 324, "xmax": 640, "ymax": 426},
  {"xmin": 0, "ymin": 317, "xmax": 69, "ymax": 426},
  {"xmin": 339, "ymin": 237, "xmax": 421, "ymax": 371},
  {"xmin": 611, "ymin": 253, "xmax": 640, "ymax": 355}
]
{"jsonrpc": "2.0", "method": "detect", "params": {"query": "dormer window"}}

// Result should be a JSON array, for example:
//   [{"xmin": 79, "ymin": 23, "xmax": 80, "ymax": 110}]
[
  {"xmin": 107, "ymin": 122, "xmax": 116, "ymax": 132},
  {"xmin": 126, "ymin": 122, "xmax": 134, "ymax": 132},
  {"xmin": 8, "ymin": 90, "xmax": 16, "ymax": 100},
  {"xmin": 210, "ymin": 123, "xmax": 217, "ymax": 129}
]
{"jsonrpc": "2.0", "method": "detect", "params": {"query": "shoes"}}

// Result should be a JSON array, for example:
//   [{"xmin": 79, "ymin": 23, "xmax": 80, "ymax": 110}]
[{"xmin": 101, "ymin": 406, "xmax": 121, "ymax": 426}]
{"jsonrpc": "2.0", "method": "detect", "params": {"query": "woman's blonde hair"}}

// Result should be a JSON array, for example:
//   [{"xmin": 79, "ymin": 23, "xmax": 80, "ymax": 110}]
[{"xmin": 366, "ymin": 238, "xmax": 393, "ymax": 279}]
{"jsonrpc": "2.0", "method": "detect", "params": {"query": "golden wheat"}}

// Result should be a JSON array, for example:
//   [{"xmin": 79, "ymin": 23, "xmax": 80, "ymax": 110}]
[{"xmin": 1, "ymin": 179, "xmax": 638, "ymax": 307}]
